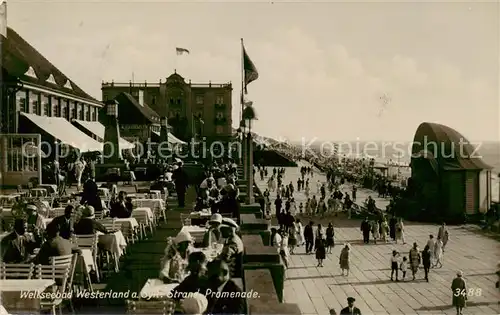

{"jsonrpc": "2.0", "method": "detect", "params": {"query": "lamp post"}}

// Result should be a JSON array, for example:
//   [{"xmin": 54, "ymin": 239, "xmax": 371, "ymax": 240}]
[{"xmin": 242, "ymin": 106, "xmax": 256, "ymax": 205}]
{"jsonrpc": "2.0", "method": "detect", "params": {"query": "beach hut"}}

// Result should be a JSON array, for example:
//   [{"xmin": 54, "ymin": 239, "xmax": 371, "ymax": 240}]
[{"xmin": 411, "ymin": 122, "xmax": 492, "ymax": 220}]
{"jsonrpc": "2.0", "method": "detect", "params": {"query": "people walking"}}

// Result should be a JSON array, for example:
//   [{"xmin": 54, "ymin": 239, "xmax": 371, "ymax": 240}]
[
  {"xmin": 390, "ymin": 250, "xmax": 400, "ymax": 281},
  {"xmin": 437, "ymin": 223, "xmax": 449, "ymax": 252},
  {"xmin": 422, "ymin": 245, "xmax": 432, "ymax": 282},
  {"xmin": 315, "ymin": 239, "xmax": 326, "ymax": 267},
  {"xmin": 433, "ymin": 237, "xmax": 443, "ymax": 268},
  {"xmin": 304, "ymin": 221, "xmax": 314, "ymax": 254},
  {"xmin": 451, "ymin": 271, "xmax": 467, "ymax": 315},
  {"xmin": 395, "ymin": 218, "xmax": 406, "ymax": 244},
  {"xmin": 339, "ymin": 244, "xmax": 350, "ymax": 276},
  {"xmin": 409, "ymin": 243, "xmax": 421, "ymax": 281},
  {"xmin": 326, "ymin": 223, "xmax": 335, "ymax": 253},
  {"xmin": 360, "ymin": 218, "xmax": 371, "ymax": 244}
]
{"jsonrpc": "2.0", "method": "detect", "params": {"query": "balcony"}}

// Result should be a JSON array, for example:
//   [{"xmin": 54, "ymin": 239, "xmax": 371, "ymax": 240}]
[{"xmin": 214, "ymin": 117, "xmax": 227, "ymax": 124}]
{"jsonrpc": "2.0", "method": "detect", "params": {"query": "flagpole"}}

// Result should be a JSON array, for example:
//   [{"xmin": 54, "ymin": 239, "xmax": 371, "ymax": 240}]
[{"xmin": 240, "ymin": 38, "xmax": 244, "ymax": 123}]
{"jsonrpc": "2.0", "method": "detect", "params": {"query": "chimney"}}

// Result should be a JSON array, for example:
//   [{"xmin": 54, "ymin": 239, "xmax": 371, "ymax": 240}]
[
  {"xmin": 0, "ymin": 0, "xmax": 7, "ymax": 37},
  {"xmin": 138, "ymin": 90, "xmax": 144, "ymax": 106}
]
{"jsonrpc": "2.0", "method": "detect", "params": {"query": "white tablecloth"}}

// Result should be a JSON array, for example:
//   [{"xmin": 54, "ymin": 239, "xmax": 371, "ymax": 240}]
[
  {"xmin": 180, "ymin": 225, "xmax": 206, "ymax": 243},
  {"xmin": 191, "ymin": 244, "xmax": 224, "ymax": 261},
  {"xmin": 190, "ymin": 209, "xmax": 212, "ymax": 218},
  {"xmin": 132, "ymin": 199, "xmax": 164, "ymax": 217},
  {"xmin": 0, "ymin": 279, "xmax": 54, "ymax": 292},
  {"xmin": 139, "ymin": 279, "xmax": 178, "ymax": 299},
  {"xmin": 97, "ymin": 231, "xmax": 127, "ymax": 256},
  {"xmin": 80, "ymin": 248, "xmax": 97, "ymax": 275},
  {"xmin": 132, "ymin": 207, "xmax": 154, "ymax": 224},
  {"xmin": 112, "ymin": 218, "xmax": 139, "ymax": 233}
]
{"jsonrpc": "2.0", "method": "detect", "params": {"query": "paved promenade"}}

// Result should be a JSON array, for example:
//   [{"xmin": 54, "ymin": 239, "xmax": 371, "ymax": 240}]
[{"xmin": 256, "ymin": 162, "xmax": 500, "ymax": 315}]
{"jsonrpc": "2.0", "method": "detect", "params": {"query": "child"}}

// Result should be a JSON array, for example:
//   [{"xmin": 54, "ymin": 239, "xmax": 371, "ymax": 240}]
[
  {"xmin": 400, "ymin": 256, "xmax": 408, "ymax": 281},
  {"xmin": 315, "ymin": 238, "xmax": 326, "ymax": 267},
  {"xmin": 299, "ymin": 202, "xmax": 303, "ymax": 214},
  {"xmin": 390, "ymin": 250, "xmax": 400, "ymax": 281}
]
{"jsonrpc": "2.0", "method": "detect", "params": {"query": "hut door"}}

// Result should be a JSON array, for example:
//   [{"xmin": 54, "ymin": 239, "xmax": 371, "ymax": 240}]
[{"xmin": 464, "ymin": 171, "xmax": 477, "ymax": 214}]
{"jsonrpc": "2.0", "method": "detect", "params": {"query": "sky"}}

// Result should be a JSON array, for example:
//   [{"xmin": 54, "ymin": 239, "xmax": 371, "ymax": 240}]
[{"xmin": 6, "ymin": 0, "xmax": 500, "ymax": 143}]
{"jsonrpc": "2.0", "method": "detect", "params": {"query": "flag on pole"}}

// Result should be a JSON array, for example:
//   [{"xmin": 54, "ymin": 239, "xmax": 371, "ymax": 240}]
[
  {"xmin": 0, "ymin": 0, "xmax": 7, "ymax": 38},
  {"xmin": 176, "ymin": 47, "xmax": 190, "ymax": 55},
  {"xmin": 243, "ymin": 42, "xmax": 258, "ymax": 94}
]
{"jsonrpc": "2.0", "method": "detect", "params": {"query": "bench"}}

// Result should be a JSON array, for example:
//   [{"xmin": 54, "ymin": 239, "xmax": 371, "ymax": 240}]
[
  {"xmin": 240, "ymin": 214, "xmax": 269, "ymax": 233},
  {"xmin": 244, "ymin": 269, "xmax": 299, "ymax": 314}
]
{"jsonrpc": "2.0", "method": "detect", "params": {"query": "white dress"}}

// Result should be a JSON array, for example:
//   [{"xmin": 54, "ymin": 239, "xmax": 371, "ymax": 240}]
[
  {"xmin": 434, "ymin": 239, "xmax": 443, "ymax": 261},
  {"xmin": 296, "ymin": 222, "xmax": 304, "ymax": 244}
]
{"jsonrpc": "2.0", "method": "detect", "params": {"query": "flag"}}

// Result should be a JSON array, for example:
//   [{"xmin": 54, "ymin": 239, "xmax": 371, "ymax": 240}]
[
  {"xmin": 243, "ymin": 42, "xmax": 258, "ymax": 94},
  {"xmin": 176, "ymin": 47, "xmax": 190, "ymax": 55},
  {"xmin": 0, "ymin": 1, "xmax": 7, "ymax": 37}
]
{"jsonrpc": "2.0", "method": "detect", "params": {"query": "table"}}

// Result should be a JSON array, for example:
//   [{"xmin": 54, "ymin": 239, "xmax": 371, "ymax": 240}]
[
  {"xmin": 190, "ymin": 209, "xmax": 212, "ymax": 218},
  {"xmin": 112, "ymin": 217, "xmax": 139, "ymax": 234},
  {"xmin": 132, "ymin": 208, "xmax": 154, "ymax": 225},
  {"xmin": 180, "ymin": 226, "xmax": 206, "ymax": 243},
  {"xmin": 139, "ymin": 279, "xmax": 178, "ymax": 299},
  {"xmin": 97, "ymin": 231, "xmax": 127, "ymax": 257},
  {"xmin": 0, "ymin": 279, "xmax": 54, "ymax": 313},
  {"xmin": 80, "ymin": 248, "xmax": 97, "ymax": 275},
  {"xmin": 191, "ymin": 244, "xmax": 224, "ymax": 261}
]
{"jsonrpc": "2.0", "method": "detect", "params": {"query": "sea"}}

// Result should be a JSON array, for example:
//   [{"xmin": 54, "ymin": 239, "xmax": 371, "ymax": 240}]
[{"xmin": 301, "ymin": 141, "xmax": 500, "ymax": 202}]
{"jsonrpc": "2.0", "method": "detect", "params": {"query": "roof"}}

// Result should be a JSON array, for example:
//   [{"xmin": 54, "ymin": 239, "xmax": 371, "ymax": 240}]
[
  {"xmin": 21, "ymin": 113, "xmax": 103, "ymax": 152},
  {"xmin": 115, "ymin": 92, "xmax": 160, "ymax": 124},
  {"xmin": 72, "ymin": 119, "xmax": 135, "ymax": 149},
  {"xmin": 1, "ymin": 28, "xmax": 100, "ymax": 104},
  {"xmin": 411, "ymin": 122, "xmax": 491, "ymax": 170}
]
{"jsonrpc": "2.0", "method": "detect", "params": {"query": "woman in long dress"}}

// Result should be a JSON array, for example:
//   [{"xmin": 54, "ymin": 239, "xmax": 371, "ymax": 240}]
[
  {"xmin": 433, "ymin": 238, "xmax": 443, "ymax": 268},
  {"xmin": 380, "ymin": 219, "xmax": 389, "ymax": 243},
  {"xmin": 288, "ymin": 224, "xmax": 297, "ymax": 254},
  {"xmin": 326, "ymin": 223, "xmax": 335, "ymax": 253},
  {"xmin": 409, "ymin": 243, "xmax": 421, "ymax": 281},
  {"xmin": 339, "ymin": 244, "xmax": 350, "ymax": 276},
  {"xmin": 305, "ymin": 198, "xmax": 311, "ymax": 216},
  {"xmin": 395, "ymin": 218, "xmax": 406, "ymax": 244},
  {"xmin": 437, "ymin": 223, "xmax": 449, "ymax": 252},
  {"xmin": 315, "ymin": 224, "xmax": 324, "ymax": 251},
  {"xmin": 295, "ymin": 219, "xmax": 304, "ymax": 245},
  {"xmin": 451, "ymin": 271, "xmax": 466, "ymax": 315},
  {"xmin": 268, "ymin": 176, "xmax": 275, "ymax": 192}
]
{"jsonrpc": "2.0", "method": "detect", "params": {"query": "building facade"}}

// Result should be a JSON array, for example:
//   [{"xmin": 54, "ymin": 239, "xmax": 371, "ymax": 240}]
[{"xmin": 101, "ymin": 72, "xmax": 232, "ymax": 143}]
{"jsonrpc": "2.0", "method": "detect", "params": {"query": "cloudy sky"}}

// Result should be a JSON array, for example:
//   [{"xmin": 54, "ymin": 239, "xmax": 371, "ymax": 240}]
[{"xmin": 7, "ymin": 0, "xmax": 500, "ymax": 142}]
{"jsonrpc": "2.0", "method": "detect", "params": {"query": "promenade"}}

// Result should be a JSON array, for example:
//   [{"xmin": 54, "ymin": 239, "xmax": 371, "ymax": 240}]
[{"xmin": 255, "ymin": 162, "xmax": 500, "ymax": 315}]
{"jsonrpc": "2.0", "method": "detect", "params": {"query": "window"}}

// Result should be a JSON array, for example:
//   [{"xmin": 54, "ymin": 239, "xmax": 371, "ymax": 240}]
[
  {"xmin": 196, "ymin": 95, "xmax": 204, "ymax": 104},
  {"xmin": 7, "ymin": 137, "xmax": 39, "ymax": 172},
  {"xmin": 51, "ymin": 96, "xmax": 59, "ymax": 117},
  {"xmin": 78, "ymin": 103, "xmax": 84, "ymax": 120},
  {"xmin": 216, "ymin": 112, "xmax": 224, "ymax": 119},
  {"xmin": 92, "ymin": 108, "xmax": 97, "ymax": 121},
  {"xmin": 69, "ymin": 102, "xmax": 76, "ymax": 119},
  {"xmin": 41, "ymin": 94, "xmax": 49, "ymax": 116},
  {"xmin": 85, "ymin": 105, "xmax": 90, "ymax": 121},
  {"xmin": 177, "ymin": 98, "xmax": 181, "ymax": 105},
  {"xmin": 151, "ymin": 96, "xmax": 156, "ymax": 106},
  {"xmin": 216, "ymin": 95, "xmax": 224, "ymax": 104},
  {"xmin": 30, "ymin": 92, "xmax": 39, "ymax": 115},
  {"xmin": 16, "ymin": 90, "xmax": 27, "ymax": 113},
  {"xmin": 61, "ymin": 101, "xmax": 68, "ymax": 119},
  {"xmin": 216, "ymin": 126, "xmax": 224, "ymax": 134}
]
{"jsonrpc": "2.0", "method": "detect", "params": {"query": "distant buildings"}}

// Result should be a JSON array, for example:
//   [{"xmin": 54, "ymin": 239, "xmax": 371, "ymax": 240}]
[{"xmin": 101, "ymin": 71, "xmax": 233, "ymax": 144}]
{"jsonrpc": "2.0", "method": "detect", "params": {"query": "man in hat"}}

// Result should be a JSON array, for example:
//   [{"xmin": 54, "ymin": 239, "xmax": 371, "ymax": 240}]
[
  {"xmin": 74, "ymin": 206, "xmax": 108, "ymax": 235},
  {"xmin": 205, "ymin": 259, "xmax": 245, "ymax": 315},
  {"xmin": 172, "ymin": 161, "xmax": 189, "ymax": 207},
  {"xmin": 218, "ymin": 219, "xmax": 244, "ymax": 277},
  {"xmin": 202, "ymin": 213, "xmax": 222, "ymax": 248},
  {"xmin": 340, "ymin": 297, "xmax": 361, "ymax": 315},
  {"xmin": 26, "ymin": 204, "xmax": 46, "ymax": 233}
]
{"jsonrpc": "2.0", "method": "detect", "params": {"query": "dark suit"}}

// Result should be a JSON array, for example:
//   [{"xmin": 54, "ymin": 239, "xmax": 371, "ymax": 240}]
[
  {"xmin": 172, "ymin": 167, "xmax": 188, "ymax": 207},
  {"xmin": 110, "ymin": 200, "xmax": 132, "ymax": 218},
  {"xmin": 74, "ymin": 218, "xmax": 107, "ymax": 235},
  {"xmin": 0, "ymin": 232, "xmax": 37, "ymax": 263},
  {"xmin": 33, "ymin": 236, "xmax": 79, "ymax": 265},
  {"xmin": 171, "ymin": 275, "xmax": 209, "ymax": 300},
  {"xmin": 48, "ymin": 216, "xmax": 74, "ymax": 240},
  {"xmin": 206, "ymin": 279, "xmax": 246, "ymax": 315},
  {"xmin": 340, "ymin": 306, "xmax": 362, "ymax": 315}
]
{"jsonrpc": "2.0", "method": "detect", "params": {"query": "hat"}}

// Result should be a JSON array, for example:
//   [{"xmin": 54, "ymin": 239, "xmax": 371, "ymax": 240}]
[
  {"xmin": 209, "ymin": 213, "xmax": 223, "ymax": 224},
  {"xmin": 174, "ymin": 230, "xmax": 193, "ymax": 245},
  {"xmin": 181, "ymin": 293, "xmax": 208, "ymax": 314},
  {"xmin": 457, "ymin": 270, "xmax": 463, "ymax": 277},
  {"xmin": 26, "ymin": 204, "xmax": 37, "ymax": 212},
  {"xmin": 82, "ymin": 206, "xmax": 95, "ymax": 218},
  {"xmin": 221, "ymin": 217, "xmax": 238, "ymax": 229},
  {"xmin": 347, "ymin": 297, "xmax": 355, "ymax": 303}
]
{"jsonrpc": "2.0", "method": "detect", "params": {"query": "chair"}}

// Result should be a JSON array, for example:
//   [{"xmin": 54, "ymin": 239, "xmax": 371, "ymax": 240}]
[
  {"xmin": 0, "ymin": 263, "xmax": 35, "ymax": 279},
  {"xmin": 73, "ymin": 234, "xmax": 100, "ymax": 283},
  {"xmin": 133, "ymin": 212, "xmax": 153, "ymax": 239},
  {"xmin": 35, "ymin": 264, "xmax": 70, "ymax": 315},
  {"xmin": 126, "ymin": 299, "xmax": 175, "ymax": 315},
  {"xmin": 50, "ymin": 254, "xmax": 78, "ymax": 313}
]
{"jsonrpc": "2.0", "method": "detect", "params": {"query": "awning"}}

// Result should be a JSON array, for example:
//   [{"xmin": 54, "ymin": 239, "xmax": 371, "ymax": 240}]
[
  {"xmin": 72, "ymin": 119, "xmax": 135, "ymax": 150},
  {"xmin": 21, "ymin": 113, "xmax": 102, "ymax": 152},
  {"xmin": 152, "ymin": 131, "xmax": 186, "ymax": 145}
]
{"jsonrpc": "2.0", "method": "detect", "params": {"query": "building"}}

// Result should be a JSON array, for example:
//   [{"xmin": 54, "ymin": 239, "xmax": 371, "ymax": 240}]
[
  {"xmin": 411, "ymin": 122, "xmax": 492, "ymax": 221},
  {"xmin": 0, "ymin": 26, "xmax": 104, "ymax": 187},
  {"xmin": 101, "ymin": 71, "xmax": 233, "ymax": 144}
]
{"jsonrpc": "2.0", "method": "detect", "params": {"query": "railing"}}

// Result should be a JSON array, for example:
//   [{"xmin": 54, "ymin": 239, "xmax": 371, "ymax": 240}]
[
  {"xmin": 101, "ymin": 82, "xmax": 160, "ymax": 88},
  {"xmin": 101, "ymin": 81, "xmax": 232, "ymax": 89}
]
